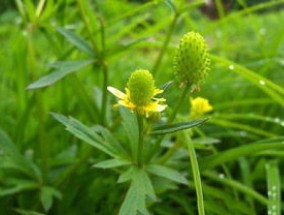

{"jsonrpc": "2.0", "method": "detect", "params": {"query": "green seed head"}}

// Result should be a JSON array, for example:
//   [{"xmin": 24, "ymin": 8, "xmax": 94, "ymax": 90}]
[
  {"xmin": 174, "ymin": 32, "xmax": 210, "ymax": 89},
  {"xmin": 127, "ymin": 69, "xmax": 155, "ymax": 106}
]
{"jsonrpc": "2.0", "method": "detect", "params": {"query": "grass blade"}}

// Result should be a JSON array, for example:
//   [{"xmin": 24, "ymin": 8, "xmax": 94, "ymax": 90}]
[{"xmin": 266, "ymin": 161, "xmax": 281, "ymax": 215}]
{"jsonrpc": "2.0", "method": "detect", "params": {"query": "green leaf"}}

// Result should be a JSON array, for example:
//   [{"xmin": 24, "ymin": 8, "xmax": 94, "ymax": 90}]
[
  {"xmin": 93, "ymin": 158, "xmax": 131, "ymax": 169},
  {"xmin": 151, "ymin": 118, "xmax": 208, "ymax": 135},
  {"xmin": 107, "ymin": 37, "xmax": 150, "ymax": 57},
  {"xmin": 94, "ymin": 125, "xmax": 129, "ymax": 159},
  {"xmin": 26, "ymin": 59, "xmax": 94, "ymax": 89},
  {"xmin": 13, "ymin": 208, "xmax": 45, "ymax": 215},
  {"xmin": 204, "ymin": 172, "xmax": 269, "ymax": 205},
  {"xmin": 266, "ymin": 161, "xmax": 281, "ymax": 215},
  {"xmin": 164, "ymin": 0, "xmax": 177, "ymax": 13},
  {"xmin": 200, "ymin": 137, "xmax": 284, "ymax": 170},
  {"xmin": 0, "ymin": 179, "xmax": 38, "ymax": 197},
  {"xmin": 40, "ymin": 186, "xmax": 62, "ymax": 212},
  {"xmin": 211, "ymin": 54, "xmax": 284, "ymax": 106},
  {"xmin": 51, "ymin": 113, "xmax": 119, "ymax": 158},
  {"xmin": 119, "ymin": 167, "xmax": 156, "ymax": 215},
  {"xmin": 147, "ymin": 164, "xmax": 188, "ymax": 185},
  {"xmin": 0, "ymin": 128, "xmax": 41, "ymax": 180},
  {"xmin": 120, "ymin": 108, "xmax": 139, "ymax": 159},
  {"xmin": 57, "ymin": 27, "xmax": 95, "ymax": 56},
  {"xmin": 117, "ymin": 166, "xmax": 137, "ymax": 183}
]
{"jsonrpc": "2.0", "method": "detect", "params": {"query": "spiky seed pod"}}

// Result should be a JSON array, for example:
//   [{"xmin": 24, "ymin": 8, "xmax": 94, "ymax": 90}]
[
  {"xmin": 127, "ymin": 69, "xmax": 155, "ymax": 106},
  {"xmin": 174, "ymin": 32, "xmax": 210, "ymax": 91}
]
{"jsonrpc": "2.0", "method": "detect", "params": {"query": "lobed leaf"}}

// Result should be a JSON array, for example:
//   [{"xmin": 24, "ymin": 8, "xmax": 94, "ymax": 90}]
[
  {"xmin": 26, "ymin": 59, "xmax": 94, "ymax": 89},
  {"xmin": 147, "ymin": 164, "xmax": 188, "ymax": 185},
  {"xmin": 119, "ymin": 167, "xmax": 156, "ymax": 215},
  {"xmin": 51, "ymin": 113, "xmax": 124, "ymax": 158},
  {"xmin": 57, "ymin": 27, "xmax": 95, "ymax": 56},
  {"xmin": 40, "ymin": 186, "xmax": 62, "ymax": 212},
  {"xmin": 120, "ymin": 108, "xmax": 139, "ymax": 159},
  {"xmin": 93, "ymin": 158, "xmax": 131, "ymax": 169},
  {"xmin": 0, "ymin": 128, "xmax": 41, "ymax": 180}
]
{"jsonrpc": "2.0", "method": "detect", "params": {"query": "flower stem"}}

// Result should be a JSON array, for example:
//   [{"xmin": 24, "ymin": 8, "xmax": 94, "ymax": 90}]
[
  {"xmin": 76, "ymin": 0, "xmax": 98, "ymax": 52},
  {"xmin": 148, "ymin": 86, "xmax": 190, "ymax": 162},
  {"xmin": 152, "ymin": 12, "xmax": 180, "ymax": 77},
  {"xmin": 99, "ymin": 17, "xmax": 108, "ymax": 126},
  {"xmin": 169, "ymin": 85, "xmax": 190, "ymax": 122},
  {"xmin": 157, "ymin": 85, "xmax": 190, "ymax": 164},
  {"xmin": 136, "ymin": 114, "xmax": 144, "ymax": 167},
  {"xmin": 183, "ymin": 131, "xmax": 205, "ymax": 215}
]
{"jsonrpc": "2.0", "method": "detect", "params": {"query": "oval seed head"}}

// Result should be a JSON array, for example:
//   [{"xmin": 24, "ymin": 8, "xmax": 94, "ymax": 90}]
[
  {"xmin": 174, "ymin": 32, "xmax": 210, "ymax": 90},
  {"xmin": 127, "ymin": 69, "xmax": 155, "ymax": 106}
]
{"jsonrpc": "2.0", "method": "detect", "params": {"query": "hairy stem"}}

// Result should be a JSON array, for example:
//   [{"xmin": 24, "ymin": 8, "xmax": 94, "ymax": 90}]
[{"xmin": 136, "ymin": 114, "xmax": 144, "ymax": 167}]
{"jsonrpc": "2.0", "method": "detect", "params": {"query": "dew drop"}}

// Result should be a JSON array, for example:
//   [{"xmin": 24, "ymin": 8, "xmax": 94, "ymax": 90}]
[
  {"xmin": 272, "ymin": 186, "xmax": 277, "ymax": 191},
  {"xmin": 268, "ymin": 191, "xmax": 272, "ymax": 197},
  {"xmin": 274, "ymin": 118, "xmax": 280, "ymax": 123},
  {"xmin": 259, "ymin": 28, "xmax": 266, "ymax": 35},
  {"xmin": 240, "ymin": 131, "xmax": 247, "ymax": 137},
  {"xmin": 280, "ymin": 122, "xmax": 284, "ymax": 127},
  {"xmin": 219, "ymin": 173, "xmax": 225, "ymax": 179},
  {"xmin": 22, "ymin": 30, "xmax": 27, "ymax": 37},
  {"xmin": 259, "ymin": 80, "xmax": 266, "ymax": 85},
  {"xmin": 229, "ymin": 65, "xmax": 234, "ymax": 70}
]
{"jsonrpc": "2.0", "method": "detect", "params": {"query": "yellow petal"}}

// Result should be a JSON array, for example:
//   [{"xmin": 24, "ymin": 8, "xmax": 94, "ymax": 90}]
[
  {"xmin": 144, "ymin": 101, "xmax": 167, "ymax": 113},
  {"xmin": 153, "ymin": 88, "xmax": 164, "ymax": 95},
  {"xmin": 107, "ymin": 86, "xmax": 126, "ymax": 99}
]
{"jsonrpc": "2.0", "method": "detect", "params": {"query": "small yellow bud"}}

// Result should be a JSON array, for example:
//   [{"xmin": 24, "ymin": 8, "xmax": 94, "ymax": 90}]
[{"xmin": 190, "ymin": 97, "xmax": 213, "ymax": 118}]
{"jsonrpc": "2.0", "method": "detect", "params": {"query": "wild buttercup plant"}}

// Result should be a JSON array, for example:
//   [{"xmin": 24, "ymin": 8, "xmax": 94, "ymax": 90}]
[{"xmin": 52, "ymin": 31, "xmax": 210, "ymax": 215}]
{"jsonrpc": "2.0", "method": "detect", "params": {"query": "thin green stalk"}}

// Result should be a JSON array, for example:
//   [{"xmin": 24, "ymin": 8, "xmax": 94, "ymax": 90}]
[
  {"xmin": 101, "ymin": 63, "xmax": 108, "ymax": 126},
  {"xmin": 153, "ymin": 86, "xmax": 190, "ymax": 163},
  {"xmin": 76, "ymin": 0, "xmax": 98, "ymax": 52},
  {"xmin": 55, "ymin": 147, "xmax": 94, "ymax": 187},
  {"xmin": 27, "ymin": 30, "xmax": 48, "ymax": 181},
  {"xmin": 152, "ymin": 12, "xmax": 180, "ymax": 76},
  {"xmin": 169, "ymin": 85, "xmax": 190, "ymax": 122},
  {"xmin": 99, "ymin": 17, "xmax": 108, "ymax": 126},
  {"xmin": 215, "ymin": 0, "xmax": 225, "ymax": 19},
  {"xmin": 158, "ymin": 136, "xmax": 182, "ymax": 164},
  {"xmin": 136, "ymin": 114, "xmax": 144, "ymax": 167},
  {"xmin": 183, "ymin": 131, "xmax": 205, "ymax": 215},
  {"xmin": 71, "ymin": 75, "xmax": 100, "ymax": 123}
]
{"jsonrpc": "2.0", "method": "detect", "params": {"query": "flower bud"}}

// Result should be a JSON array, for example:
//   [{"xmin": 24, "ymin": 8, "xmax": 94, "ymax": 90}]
[
  {"xmin": 127, "ymin": 69, "xmax": 155, "ymax": 106},
  {"xmin": 190, "ymin": 97, "xmax": 213, "ymax": 118},
  {"xmin": 174, "ymin": 32, "xmax": 210, "ymax": 90}
]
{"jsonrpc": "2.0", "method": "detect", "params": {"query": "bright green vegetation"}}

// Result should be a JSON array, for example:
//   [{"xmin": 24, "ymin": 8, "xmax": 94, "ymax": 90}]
[{"xmin": 0, "ymin": 0, "xmax": 284, "ymax": 215}]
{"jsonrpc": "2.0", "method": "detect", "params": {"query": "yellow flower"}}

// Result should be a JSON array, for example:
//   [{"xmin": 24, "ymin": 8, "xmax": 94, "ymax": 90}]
[
  {"xmin": 190, "ymin": 97, "xmax": 213, "ymax": 118},
  {"xmin": 107, "ymin": 70, "xmax": 167, "ymax": 117}
]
